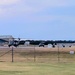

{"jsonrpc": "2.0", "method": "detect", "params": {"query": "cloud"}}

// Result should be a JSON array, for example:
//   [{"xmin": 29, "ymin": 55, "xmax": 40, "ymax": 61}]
[
  {"xmin": 21, "ymin": 0, "xmax": 75, "ymax": 12},
  {"xmin": 20, "ymin": 0, "xmax": 68, "ymax": 13},
  {"xmin": 0, "ymin": 0, "xmax": 75, "ymax": 18},
  {"xmin": 0, "ymin": 0, "xmax": 21, "ymax": 18},
  {"xmin": 0, "ymin": 0, "xmax": 20, "ymax": 5}
]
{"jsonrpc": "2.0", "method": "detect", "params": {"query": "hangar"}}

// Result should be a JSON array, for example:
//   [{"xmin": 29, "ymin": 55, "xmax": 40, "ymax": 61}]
[{"xmin": 0, "ymin": 35, "xmax": 14, "ymax": 45}]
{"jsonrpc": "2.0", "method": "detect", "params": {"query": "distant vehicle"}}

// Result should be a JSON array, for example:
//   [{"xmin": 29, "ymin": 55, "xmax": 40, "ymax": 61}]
[{"xmin": 39, "ymin": 42, "xmax": 45, "ymax": 47}]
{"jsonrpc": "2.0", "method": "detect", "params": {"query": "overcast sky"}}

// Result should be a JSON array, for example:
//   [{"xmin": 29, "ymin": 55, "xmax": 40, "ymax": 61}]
[{"xmin": 0, "ymin": 0, "xmax": 75, "ymax": 40}]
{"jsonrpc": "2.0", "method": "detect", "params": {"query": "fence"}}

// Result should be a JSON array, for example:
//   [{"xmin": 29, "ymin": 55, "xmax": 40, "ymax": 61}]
[{"xmin": 0, "ymin": 46, "xmax": 75, "ymax": 63}]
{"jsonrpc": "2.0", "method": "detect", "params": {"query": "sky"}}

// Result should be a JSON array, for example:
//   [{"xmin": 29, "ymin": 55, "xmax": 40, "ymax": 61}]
[{"xmin": 0, "ymin": 0, "xmax": 75, "ymax": 40}]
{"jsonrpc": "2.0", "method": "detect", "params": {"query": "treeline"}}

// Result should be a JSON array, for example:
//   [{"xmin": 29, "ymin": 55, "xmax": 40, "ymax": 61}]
[{"xmin": 18, "ymin": 40, "xmax": 75, "ymax": 45}]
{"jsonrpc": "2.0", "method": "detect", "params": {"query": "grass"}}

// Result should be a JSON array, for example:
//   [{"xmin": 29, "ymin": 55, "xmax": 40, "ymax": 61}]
[
  {"xmin": 0, "ymin": 62, "xmax": 75, "ymax": 75},
  {"xmin": 0, "ymin": 47, "xmax": 75, "ymax": 62},
  {"xmin": 0, "ymin": 47, "xmax": 75, "ymax": 75}
]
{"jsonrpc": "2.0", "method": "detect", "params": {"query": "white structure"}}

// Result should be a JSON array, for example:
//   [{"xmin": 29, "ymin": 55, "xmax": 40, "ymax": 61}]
[
  {"xmin": 48, "ymin": 44, "xmax": 52, "ymax": 48},
  {"xmin": 24, "ymin": 41, "xmax": 30, "ymax": 46},
  {"xmin": 70, "ymin": 51, "xmax": 74, "ymax": 54}
]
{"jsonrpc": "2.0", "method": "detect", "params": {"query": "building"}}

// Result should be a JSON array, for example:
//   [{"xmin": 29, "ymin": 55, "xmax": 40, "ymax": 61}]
[
  {"xmin": 0, "ymin": 35, "xmax": 14, "ymax": 45},
  {"xmin": 0, "ymin": 35, "xmax": 14, "ymax": 41}
]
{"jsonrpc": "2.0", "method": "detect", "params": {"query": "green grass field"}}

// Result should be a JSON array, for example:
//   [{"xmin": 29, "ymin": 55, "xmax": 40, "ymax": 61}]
[{"xmin": 0, "ymin": 62, "xmax": 75, "ymax": 75}]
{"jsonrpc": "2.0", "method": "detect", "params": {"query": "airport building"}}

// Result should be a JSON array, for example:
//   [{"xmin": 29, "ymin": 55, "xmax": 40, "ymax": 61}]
[
  {"xmin": 0, "ymin": 35, "xmax": 14, "ymax": 41},
  {"xmin": 0, "ymin": 35, "xmax": 14, "ymax": 45}
]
